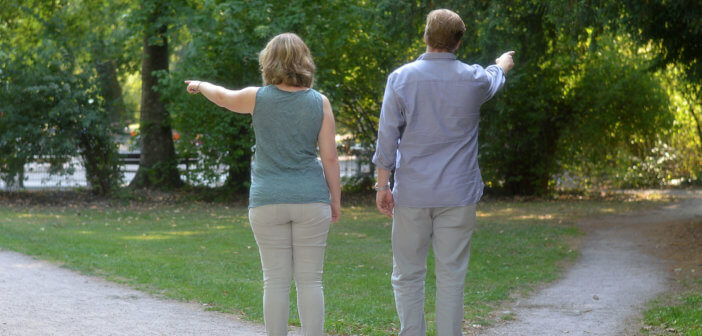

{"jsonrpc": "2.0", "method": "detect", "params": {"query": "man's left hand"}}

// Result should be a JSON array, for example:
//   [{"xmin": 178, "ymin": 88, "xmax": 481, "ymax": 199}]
[{"xmin": 376, "ymin": 189, "xmax": 394, "ymax": 219}]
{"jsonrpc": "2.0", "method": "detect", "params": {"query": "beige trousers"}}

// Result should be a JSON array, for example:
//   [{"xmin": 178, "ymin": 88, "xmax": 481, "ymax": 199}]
[
  {"xmin": 249, "ymin": 203, "xmax": 331, "ymax": 336},
  {"xmin": 392, "ymin": 205, "xmax": 477, "ymax": 336}
]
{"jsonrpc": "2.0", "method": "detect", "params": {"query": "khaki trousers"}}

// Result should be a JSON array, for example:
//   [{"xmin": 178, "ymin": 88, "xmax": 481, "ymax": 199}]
[
  {"xmin": 392, "ymin": 205, "xmax": 476, "ymax": 336},
  {"xmin": 249, "ymin": 203, "xmax": 331, "ymax": 336}
]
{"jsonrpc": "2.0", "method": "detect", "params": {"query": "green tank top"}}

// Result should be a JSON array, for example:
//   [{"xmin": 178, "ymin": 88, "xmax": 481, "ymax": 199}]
[{"xmin": 249, "ymin": 85, "xmax": 330, "ymax": 207}]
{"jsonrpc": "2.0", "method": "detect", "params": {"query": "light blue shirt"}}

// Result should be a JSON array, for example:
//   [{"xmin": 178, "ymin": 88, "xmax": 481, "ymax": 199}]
[{"xmin": 372, "ymin": 52, "xmax": 505, "ymax": 207}]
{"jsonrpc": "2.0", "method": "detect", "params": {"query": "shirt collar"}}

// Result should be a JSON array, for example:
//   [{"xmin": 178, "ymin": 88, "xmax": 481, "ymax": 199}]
[{"xmin": 417, "ymin": 52, "xmax": 456, "ymax": 61}]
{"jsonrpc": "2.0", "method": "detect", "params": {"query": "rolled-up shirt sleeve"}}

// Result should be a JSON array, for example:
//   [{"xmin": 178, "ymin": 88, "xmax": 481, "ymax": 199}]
[
  {"xmin": 479, "ymin": 64, "xmax": 506, "ymax": 104},
  {"xmin": 372, "ymin": 74, "xmax": 405, "ymax": 171}
]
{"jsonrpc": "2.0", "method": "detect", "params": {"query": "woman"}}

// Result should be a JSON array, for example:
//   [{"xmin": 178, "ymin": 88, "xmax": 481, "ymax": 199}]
[{"xmin": 185, "ymin": 33, "xmax": 341, "ymax": 336}]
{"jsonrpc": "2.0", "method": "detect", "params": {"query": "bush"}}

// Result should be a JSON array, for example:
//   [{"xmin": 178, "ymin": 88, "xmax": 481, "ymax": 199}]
[
  {"xmin": 617, "ymin": 141, "xmax": 679, "ymax": 188},
  {"xmin": 0, "ymin": 50, "xmax": 120, "ymax": 194}
]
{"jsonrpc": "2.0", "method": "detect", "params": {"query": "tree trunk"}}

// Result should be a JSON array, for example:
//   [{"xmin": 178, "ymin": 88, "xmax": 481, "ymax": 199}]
[
  {"xmin": 130, "ymin": 1, "xmax": 182, "ymax": 189},
  {"xmin": 95, "ymin": 60, "xmax": 126, "ymax": 126}
]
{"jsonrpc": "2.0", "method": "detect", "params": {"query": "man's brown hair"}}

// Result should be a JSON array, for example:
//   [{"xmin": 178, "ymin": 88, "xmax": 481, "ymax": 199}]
[
  {"xmin": 424, "ymin": 9, "xmax": 466, "ymax": 52},
  {"xmin": 259, "ymin": 33, "xmax": 315, "ymax": 88}
]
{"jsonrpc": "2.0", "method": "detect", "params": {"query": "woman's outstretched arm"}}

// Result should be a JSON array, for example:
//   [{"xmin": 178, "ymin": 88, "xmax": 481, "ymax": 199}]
[{"xmin": 185, "ymin": 80, "xmax": 258, "ymax": 114}]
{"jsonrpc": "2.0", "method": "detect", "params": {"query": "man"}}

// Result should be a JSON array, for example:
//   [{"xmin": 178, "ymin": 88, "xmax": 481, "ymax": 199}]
[{"xmin": 372, "ymin": 9, "xmax": 515, "ymax": 336}]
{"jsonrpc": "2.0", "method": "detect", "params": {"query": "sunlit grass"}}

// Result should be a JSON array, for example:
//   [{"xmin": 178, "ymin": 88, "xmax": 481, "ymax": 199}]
[{"xmin": 0, "ymin": 195, "xmax": 672, "ymax": 335}]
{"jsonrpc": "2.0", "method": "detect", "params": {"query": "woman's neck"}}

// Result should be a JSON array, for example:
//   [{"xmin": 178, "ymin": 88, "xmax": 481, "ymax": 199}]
[{"xmin": 275, "ymin": 83, "xmax": 309, "ymax": 92}]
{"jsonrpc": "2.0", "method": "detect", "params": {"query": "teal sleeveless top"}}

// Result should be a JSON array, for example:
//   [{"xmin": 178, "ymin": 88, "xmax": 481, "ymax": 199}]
[{"xmin": 249, "ymin": 85, "xmax": 330, "ymax": 207}]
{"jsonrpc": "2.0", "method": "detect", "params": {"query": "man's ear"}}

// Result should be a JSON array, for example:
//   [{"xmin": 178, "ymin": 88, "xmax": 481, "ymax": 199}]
[{"xmin": 453, "ymin": 41, "xmax": 462, "ymax": 53}]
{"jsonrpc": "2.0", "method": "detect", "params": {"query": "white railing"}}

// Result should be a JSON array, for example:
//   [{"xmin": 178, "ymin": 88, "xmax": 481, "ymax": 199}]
[{"xmin": 0, "ymin": 154, "xmax": 367, "ymax": 191}]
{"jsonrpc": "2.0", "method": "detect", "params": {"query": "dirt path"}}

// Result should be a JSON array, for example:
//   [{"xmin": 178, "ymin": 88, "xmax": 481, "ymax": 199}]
[
  {"xmin": 477, "ymin": 189, "xmax": 702, "ymax": 336},
  {"xmin": 0, "ymin": 251, "xmax": 268, "ymax": 336}
]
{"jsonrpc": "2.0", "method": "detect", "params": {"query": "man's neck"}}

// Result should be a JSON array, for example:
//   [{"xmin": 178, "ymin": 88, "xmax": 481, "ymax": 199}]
[{"xmin": 426, "ymin": 47, "xmax": 453, "ymax": 53}]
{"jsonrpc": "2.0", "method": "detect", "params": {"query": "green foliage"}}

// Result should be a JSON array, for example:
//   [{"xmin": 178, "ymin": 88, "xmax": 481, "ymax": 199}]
[
  {"xmin": 162, "ymin": 0, "xmax": 260, "ymax": 190},
  {"xmin": 613, "ymin": 0, "xmax": 702, "ymax": 187},
  {"xmin": 2, "ymin": 0, "xmax": 700, "ymax": 194},
  {"xmin": 456, "ymin": 0, "xmax": 592, "ymax": 195},
  {"xmin": 662, "ymin": 66, "xmax": 702, "ymax": 184},
  {"xmin": 557, "ymin": 33, "xmax": 674, "ymax": 189},
  {"xmin": 314, "ymin": 0, "xmax": 430, "ymax": 158},
  {"xmin": 0, "ymin": 50, "xmax": 120, "ymax": 194},
  {"xmin": 618, "ymin": 0, "xmax": 702, "ymax": 82},
  {"xmin": 446, "ymin": 1, "xmax": 678, "ymax": 194},
  {"xmin": 0, "ymin": 0, "xmax": 139, "ymax": 194},
  {"xmin": 163, "ymin": 0, "xmax": 421, "ymax": 189}
]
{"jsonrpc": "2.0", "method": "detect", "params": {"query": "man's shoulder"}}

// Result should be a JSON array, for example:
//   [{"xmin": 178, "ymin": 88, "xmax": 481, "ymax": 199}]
[
  {"xmin": 388, "ymin": 59, "xmax": 430, "ymax": 83},
  {"xmin": 390, "ymin": 60, "xmax": 420, "ymax": 77},
  {"xmin": 389, "ymin": 58, "xmax": 482, "ymax": 84}
]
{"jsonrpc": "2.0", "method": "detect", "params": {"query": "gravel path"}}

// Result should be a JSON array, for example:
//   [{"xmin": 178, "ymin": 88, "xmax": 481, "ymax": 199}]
[
  {"xmin": 0, "ymin": 252, "xmax": 267, "ymax": 336},
  {"xmin": 478, "ymin": 189, "xmax": 702, "ymax": 336}
]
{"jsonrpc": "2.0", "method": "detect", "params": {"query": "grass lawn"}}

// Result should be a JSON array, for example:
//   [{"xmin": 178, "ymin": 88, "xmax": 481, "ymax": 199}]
[
  {"xmin": 0, "ymin": 194, "xmax": 670, "ymax": 335},
  {"xmin": 643, "ymin": 284, "xmax": 702, "ymax": 335}
]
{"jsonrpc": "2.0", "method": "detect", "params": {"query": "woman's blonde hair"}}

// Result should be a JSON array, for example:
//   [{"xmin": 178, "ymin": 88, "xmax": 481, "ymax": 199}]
[{"xmin": 259, "ymin": 33, "xmax": 315, "ymax": 88}]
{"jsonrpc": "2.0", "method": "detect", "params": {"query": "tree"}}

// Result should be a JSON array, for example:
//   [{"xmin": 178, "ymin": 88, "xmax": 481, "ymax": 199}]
[
  {"xmin": 83, "ymin": 0, "xmax": 141, "ymax": 126},
  {"xmin": 618, "ymin": 0, "xmax": 702, "ymax": 155},
  {"xmin": 442, "ymin": 0, "xmax": 674, "ymax": 194},
  {"xmin": 0, "ymin": 0, "xmax": 122, "ymax": 194},
  {"xmin": 162, "ymin": 0, "xmax": 435, "ymax": 191},
  {"xmin": 162, "ymin": 0, "xmax": 680, "ymax": 194},
  {"xmin": 618, "ymin": 0, "xmax": 702, "ymax": 81},
  {"xmin": 450, "ymin": 0, "xmax": 591, "ymax": 195},
  {"xmin": 0, "ymin": 49, "xmax": 120, "ymax": 194},
  {"xmin": 130, "ymin": 0, "xmax": 183, "ymax": 189},
  {"xmin": 162, "ymin": 0, "xmax": 263, "ymax": 190},
  {"xmin": 558, "ymin": 33, "xmax": 673, "ymax": 188},
  {"xmin": 315, "ymin": 0, "xmax": 433, "ymax": 186}
]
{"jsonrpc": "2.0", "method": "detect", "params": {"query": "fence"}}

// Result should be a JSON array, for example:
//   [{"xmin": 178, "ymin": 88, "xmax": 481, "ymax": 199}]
[{"xmin": 0, "ymin": 153, "xmax": 367, "ymax": 191}]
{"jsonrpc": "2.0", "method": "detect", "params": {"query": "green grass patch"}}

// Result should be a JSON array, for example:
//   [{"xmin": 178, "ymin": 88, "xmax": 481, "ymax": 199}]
[
  {"xmin": 0, "ymin": 195, "xmax": 671, "ymax": 335},
  {"xmin": 643, "ymin": 278, "xmax": 702, "ymax": 335}
]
